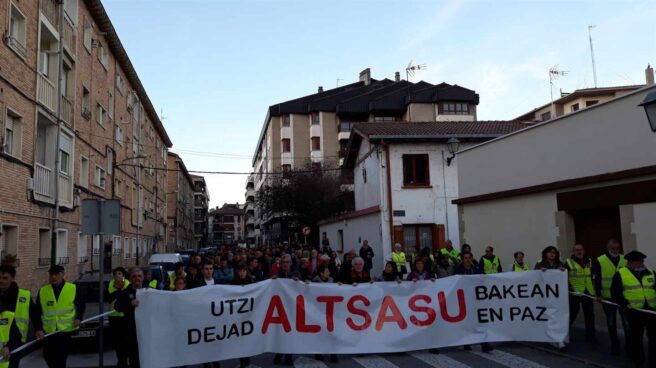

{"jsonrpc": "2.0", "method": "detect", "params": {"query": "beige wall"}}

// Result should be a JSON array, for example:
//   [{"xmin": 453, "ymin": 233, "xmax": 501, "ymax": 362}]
[
  {"xmin": 408, "ymin": 103, "xmax": 436, "ymax": 121},
  {"xmin": 291, "ymin": 114, "xmax": 310, "ymax": 168},
  {"xmin": 458, "ymin": 86, "xmax": 656, "ymax": 199},
  {"xmin": 321, "ymin": 112, "xmax": 339, "ymax": 167},
  {"xmin": 632, "ymin": 202, "xmax": 656, "ymax": 267}
]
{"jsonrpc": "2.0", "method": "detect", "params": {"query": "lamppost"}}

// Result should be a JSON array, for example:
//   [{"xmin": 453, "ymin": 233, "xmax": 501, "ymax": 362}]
[
  {"xmin": 639, "ymin": 91, "xmax": 656, "ymax": 132},
  {"xmin": 446, "ymin": 138, "xmax": 461, "ymax": 166}
]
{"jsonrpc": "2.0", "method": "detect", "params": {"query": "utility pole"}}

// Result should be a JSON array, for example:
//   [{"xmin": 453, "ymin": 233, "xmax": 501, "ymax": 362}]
[{"xmin": 588, "ymin": 25, "xmax": 598, "ymax": 88}]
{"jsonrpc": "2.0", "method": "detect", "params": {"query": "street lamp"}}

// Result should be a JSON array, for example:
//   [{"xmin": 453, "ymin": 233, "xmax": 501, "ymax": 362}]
[
  {"xmin": 639, "ymin": 91, "xmax": 656, "ymax": 132},
  {"xmin": 446, "ymin": 138, "xmax": 460, "ymax": 166}
]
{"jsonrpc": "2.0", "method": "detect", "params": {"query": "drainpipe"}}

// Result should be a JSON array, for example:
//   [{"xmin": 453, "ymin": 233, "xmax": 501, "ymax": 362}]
[
  {"xmin": 383, "ymin": 142, "xmax": 394, "ymax": 246},
  {"xmin": 50, "ymin": 1, "xmax": 65, "ymax": 267}
]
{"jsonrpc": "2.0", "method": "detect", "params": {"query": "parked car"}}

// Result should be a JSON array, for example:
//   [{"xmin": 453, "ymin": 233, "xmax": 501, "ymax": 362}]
[
  {"xmin": 148, "ymin": 253, "xmax": 183, "ymax": 272},
  {"xmin": 177, "ymin": 249, "xmax": 195, "ymax": 266},
  {"xmin": 148, "ymin": 264, "xmax": 167, "ymax": 290}
]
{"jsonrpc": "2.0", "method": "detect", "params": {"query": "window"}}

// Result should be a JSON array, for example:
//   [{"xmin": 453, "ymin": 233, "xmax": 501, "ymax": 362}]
[
  {"xmin": 311, "ymin": 113, "xmax": 320, "ymax": 125},
  {"xmin": 8, "ymin": 4, "xmax": 27, "ymax": 58},
  {"xmin": 38, "ymin": 49, "xmax": 49, "ymax": 77},
  {"xmin": 38, "ymin": 229, "xmax": 50, "ymax": 266},
  {"xmin": 402, "ymin": 154, "xmax": 430, "ymax": 186},
  {"xmin": 282, "ymin": 115, "xmax": 291, "ymax": 127},
  {"xmin": 282, "ymin": 164, "xmax": 291, "ymax": 178},
  {"xmin": 83, "ymin": 18, "xmax": 92, "ymax": 52},
  {"xmin": 95, "ymin": 166, "xmax": 107, "ymax": 189},
  {"xmin": 96, "ymin": 104, "xmax": 106, "ymax": 127},
  {"xmin": 79, "ymin": 156, "xmax": 89, "ymax": 188},
  {"xmin": 441, "ymin": 103, "xmax": 469, "ymax": 115},
  {"xmin": 123, "ymin": 237, "xmax": 130, "ymax": 259},
  {"xmin": 403, "ymin": 225, "xmax": 433, "ymax": 250},
  {"xmin": 92, "ymin": 235, "xmax": 100, "ymax": 255},
  {"xmin": 113, "ymin": 236, "xmax": 121, "ymax": 255},
  {"xmin": 77, "ymin": 233, "xmax": 88, "ymax": 264},
  {"xmin": 3, "ymin": 111, "xmax": 22, "ymax": 157},
  {"xmin": 116, "ymin": 74, "xmax": 126, "ymax": 96},
  {"xmin": 0, "ymin": 225, "xmax": 18, "ymax": 258},
  {"xmin": 82, "ymin": 87, "xmax": 91, "ymax": 120},
  {"xmin": 540, "ymin": 111, "xmax": 551, "ymax": 121},
  {"xmin": 374, "ymin": 116, "xmax": 398, "ymax": 122},
  {"xmin": 56, "ymin": 230, "xmax": 68, "ymax": 265},
  {"xmin": 115, "ymin": 126, "xmax": 124, "ymax": 145},
  {"xmin": 64, "ymin": 0, "xmax": 78, "ymax": 25},
  {"xmin": 311, "ymin": 137, "xmax": 321, "ymax": 151},
  {"xmin": 108, "ymin": 92, "xmax": 114, "ymax": 119},
  {"xmin": 586, "ymin": 100, "xmax": 599, "ymax": 107},
  {"xmin": 98, "ymin": 43, "xmax": 109, "ymax": 69},
  {"xmin": 131, "ymin": 238, "xmax": 137, "ymax": 258},
  {"xmin": 571, "ymin": 103, "xmax": 580, "ymax": 112},
  {"xmin": 107, "ymin": 147, "xmax": 114, "ymax": 175},
  {"xmin": 59, "ymin": 133, "xmax": 72, "ymax": 175},
  {"xmin": 281, "ymin": 138, "xmax": 291, "ymax": 153},
  {"xmin": 339, "ymin": 140, "xmax": 349, "ymax": 158},
  {"xmin": 115, "ymin": 178, "xmax": 122, "ymax": 198}
]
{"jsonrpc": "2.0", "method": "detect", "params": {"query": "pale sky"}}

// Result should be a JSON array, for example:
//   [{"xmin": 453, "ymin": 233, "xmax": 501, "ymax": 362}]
[{"xmin": 103, "ymin": 0, "xmax": 656, "ymax": 209}]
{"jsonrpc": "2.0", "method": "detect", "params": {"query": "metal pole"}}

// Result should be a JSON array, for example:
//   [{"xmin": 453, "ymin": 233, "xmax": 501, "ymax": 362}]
[
  {"xmin": 97, "ymin": 199, "xmax": 105, "ymax": 368},
  {"xmin": 588, "ymin": 25, "xmax": 598, "ymax": 88}
]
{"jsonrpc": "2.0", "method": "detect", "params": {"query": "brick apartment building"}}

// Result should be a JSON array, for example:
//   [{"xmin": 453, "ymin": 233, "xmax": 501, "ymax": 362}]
[
  {"xmin": 0, "ymin": 0, "xmax": 173, "ymax": 292},
  {"xmin": 250, "ymin": 68, "xmax": 479, "ymax": 245},
  {"xmin": 191, "ymin": 175, "xmax": 209, "ymax": 249},
  {"xmin": 166, "ymin": 152, "xmax": 195, "ymax": 250},
  {"xmin": 209, "ymin": 203, "xmax": 245, "ymax": 246}
]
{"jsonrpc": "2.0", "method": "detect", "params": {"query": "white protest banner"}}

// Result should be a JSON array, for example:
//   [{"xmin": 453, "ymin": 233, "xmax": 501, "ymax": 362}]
[{"xmin": 136, "ymin": 270, "xmax": 568, "ymax": 367}]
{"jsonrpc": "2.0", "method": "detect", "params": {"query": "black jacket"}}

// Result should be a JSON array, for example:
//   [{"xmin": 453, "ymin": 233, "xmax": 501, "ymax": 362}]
[{"xmin": 592, "ymin": 252, "xmax": 622, "ymax": 297}]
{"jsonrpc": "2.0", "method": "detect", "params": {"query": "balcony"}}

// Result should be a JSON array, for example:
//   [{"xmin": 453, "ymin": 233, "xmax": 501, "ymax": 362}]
[
  {"xmin": 34, "ymin": 163, "xmax": 52, "ymax": 198},
  {"xmin": 58, "ymin": 173, "xmax": 72, "ymax": 207},
  {"xmin": 61, "ymin": 95, "xmax": 73, "ymax": 125},
  {"xmin": 245, "ymin": 188, "xmax": 255, "ymax": 199},
  {"xmin": 37, "ymin": 73, "xmax": 57, "ymax": 113},
  {"xmin": 62, "ymin": 16, "xmax": 76, "ymax": 56},
  {"xmin": 39, "ymin": 0, "xmax": 60, "ymax": 29}
]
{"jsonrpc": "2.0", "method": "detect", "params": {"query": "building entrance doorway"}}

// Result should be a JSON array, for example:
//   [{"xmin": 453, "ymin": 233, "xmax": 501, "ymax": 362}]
[{"xmin": 572, "ymin": 207, "xmax": 622, "ymax": 260}]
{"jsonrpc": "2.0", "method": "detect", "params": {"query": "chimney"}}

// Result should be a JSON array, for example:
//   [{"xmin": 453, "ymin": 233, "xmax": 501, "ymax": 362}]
[
  {"xmin": 318, "ymin": 86, "xmax": 324, "ymax": 93},
  {"xmin": 646, "ymin": 64, "xmax": 655, "ymax": 85},
  {"xmin": 359, "ymin": 68, "xmax": 371, "ymax": 86},
  {"xmin": 394, "ymin": 72, "xmax": 400, "ymax": 82}
]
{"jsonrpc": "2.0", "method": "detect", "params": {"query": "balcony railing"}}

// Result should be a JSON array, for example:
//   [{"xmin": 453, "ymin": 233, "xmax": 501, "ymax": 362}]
[
  {"xmin": 39, "ymin": 0, "xmax": 60, "ymax": 29},
  {"xmin": 58, "ymin": 173, "xmax": 72, "ymax": 206},
  {"xmin": 56, "ymin": 257, "xmax": 69, "ymax": 265},
  {"xmin": 38, "ymin": 258, "xmax": 51, "ymax": 267},
  {"xmin": 34, "ymin": 163, "xmax": 52, "ymax": 197},
  {"xmin": 37, "ymin": 73, "xmax": 57, "ymax": 113},
  {"xmin": 78, "ymin": 256, "xmax": 89, "ymax": 264},
  {"xmin": 62, "ymin": 16, "xmax": 76, "ymax": 55},
  {"xmin": 61, "ymin": 95, "xmax": 73, "ymax": 125}
]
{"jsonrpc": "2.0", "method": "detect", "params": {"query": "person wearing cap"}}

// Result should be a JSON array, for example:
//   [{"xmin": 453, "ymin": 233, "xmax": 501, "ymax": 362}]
[
  {"xmin": 32, "ymin": 265, "xmax": 85, "ymax": 368},
  {"xmin": 391, "ymin": 243, "xmax": 407, "ymax": 277},
  {"xmin": 0, "ymin": 264, "xmax": 33, "ymax": 368},
  {"xmin": 592, "ymin": 239, "xmax": 628, "ymax": 355},
  {"xmin": 565, "ymin": 244, "xmax": 598, "ymax": 344},
  {"xmin": 611, "ymin": 250, "xmax": 656, "ymax": 368},
  {"xmin": 106, "ymin": 267, "xmax": 130, "ymax": 367}
]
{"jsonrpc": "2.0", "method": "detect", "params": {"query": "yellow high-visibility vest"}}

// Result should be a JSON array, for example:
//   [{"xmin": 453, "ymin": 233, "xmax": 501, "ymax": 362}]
[
  {"xmin": 619, "ymin": 267, "xmax": 656, "ymax": 309},
  {"xmin": 566, "ymin": 258, "xmax": 595, "ymax": 295},
  {"xmin": 14, "ymin": 289, "xmax": 30, "ymax": 343},
  {"xmin": 39, "ymin": 282, "xmax": 77, "ymax": 334},
  {"xmin": 512, "ymin": 262, "xmax": 530, "ymax": 272},
  {"xmin": 440, "ymin": 248, "xmax": 461, "ymax": 265},
  {"xmin": 0, "ymin": 310, "xmax": 15, "ymax": 368},
  {"xmin": 148, "ymin": 279, "xmax": 158, "ymax": 289},
  {"xmin": 392, "ymin": 252, "xmax": 406, "ymax": 272},
  {"xmin": 482, "ymin": 256, "xmax": 500, "ymax": 274},
  {"xmin": 108, "ymin": 279, "xmax": 130, "ymax": 317},
  {"xmin": 598, "ymin": 254, "xmax": 626, "ymax": 298}
]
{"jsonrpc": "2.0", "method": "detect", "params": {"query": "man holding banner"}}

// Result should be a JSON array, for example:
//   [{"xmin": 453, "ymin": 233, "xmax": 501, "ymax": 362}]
[
  {"xmin": 0, "ymin": 264, "xmax": 32, "ymax": 368},
  {"xmin": 565, "ymin": 244, "xmax": 597, "ymax": 344}
]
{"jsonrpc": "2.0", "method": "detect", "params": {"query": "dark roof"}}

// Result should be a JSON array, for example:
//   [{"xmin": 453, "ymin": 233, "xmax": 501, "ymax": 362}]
[
  {"xmin": 85, "ymin": 0, "xmax": 172, "ymax": 147},
  {"xmin": 210, "ymin": 204, "xmax": 244, "ymax": 216},
  {"xmin": 269, "ymin": 81, "xmax": 366, "ymax": 116},
  {"xmin": 345, "ymin": 121, "xmax": 532, "ymax": 168}
]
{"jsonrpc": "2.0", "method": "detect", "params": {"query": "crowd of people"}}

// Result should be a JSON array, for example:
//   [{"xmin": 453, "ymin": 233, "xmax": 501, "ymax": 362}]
[{"xmin": 0, "ymin": 237, "xmax": 652, "ymax": 368}]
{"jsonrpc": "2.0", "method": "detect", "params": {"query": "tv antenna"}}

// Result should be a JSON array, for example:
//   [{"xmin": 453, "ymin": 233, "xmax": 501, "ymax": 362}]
[
  {"xmin": 160, "ymin": 108, "xmax": 167, "ymax": 123},
  {"xmin": 336, "ymin": 78, "xmax": 343, "ymax": 87},
  {"xmin": 549, "ymin": 65, "xmax": 568, "ymax": 115},
  {"xmin": 406, "ymin": 61, "xmax": 427, "ymax": 81},
  {"xmin": 588, "ymin": 25, "xmax": 598, "ymax": 88}
]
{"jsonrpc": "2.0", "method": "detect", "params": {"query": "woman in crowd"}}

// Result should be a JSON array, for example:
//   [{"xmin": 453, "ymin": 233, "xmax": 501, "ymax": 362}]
[
  {"xmin": 173, "ymin": 276, "xmax": 187, "ymax": 291},
  {"xmin": 535, "ymin": 246, "xmax": 565, "ymax": 270},
  {"xmin": 379, "ymin": 261, "xmax": 401, "ymax": 282},
  {"xmin": 407, "ymin": 259, "xmax": 433, "ymax": 281}
]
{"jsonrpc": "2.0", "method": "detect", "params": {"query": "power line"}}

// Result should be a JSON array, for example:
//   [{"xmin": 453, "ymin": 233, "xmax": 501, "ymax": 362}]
[{"xmin": 115, "ymin": 163, "xmax": 345, "ymax": 176}]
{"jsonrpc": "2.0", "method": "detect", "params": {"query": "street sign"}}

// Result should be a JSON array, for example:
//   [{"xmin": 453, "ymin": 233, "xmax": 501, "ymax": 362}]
[
  {"xmin": 302, "ymin": 226, "xmax": 311, "ymax": 236},
  {"xmin": 81, "ymin": 199, "xmax": 121, "ymax": 235}
]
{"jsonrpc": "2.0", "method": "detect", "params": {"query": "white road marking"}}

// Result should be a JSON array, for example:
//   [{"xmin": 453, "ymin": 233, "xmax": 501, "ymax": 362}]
[
  {"xmin": 471, "ymin": 349, "xmax": 550, "ymax": 368},
  {"xmin": 411, "ymin": 351, "xmax": 472, "ymax": 368},
  {"xmin": 293, "ymin": 356, "xmax": 330, "ymax": 368},
  {"xmin": 353, "ymin": 355, "xmax": 400, "ymax": 368}
]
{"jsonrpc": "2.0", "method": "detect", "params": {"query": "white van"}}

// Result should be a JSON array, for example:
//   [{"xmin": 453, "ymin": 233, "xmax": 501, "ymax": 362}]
[{"xmin": 148, "ymin": 253, "xmax": 183, "ymax": 272}]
